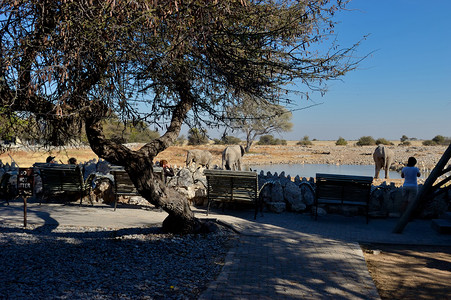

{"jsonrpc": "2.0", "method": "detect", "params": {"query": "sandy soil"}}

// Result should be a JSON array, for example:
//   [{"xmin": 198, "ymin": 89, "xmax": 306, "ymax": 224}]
[
  {"xmin": 361, "ymin": 244, "xmax": 451, "ymax": 300},
  {"xmin": 2, "ymin": 140, "xmax": 445, "ymax": 169}
]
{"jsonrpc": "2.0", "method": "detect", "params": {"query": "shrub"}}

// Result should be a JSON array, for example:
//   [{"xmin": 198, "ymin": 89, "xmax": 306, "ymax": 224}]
[
  {"xmin": 423, "ymin": 135, "xmax": 451, "ymax": 146},
  {"xmin": 375, "ymin": 138, "xmax": 393, "ymax": 145},
  {"xmin": 297, "ymin": 135, "xmax": 313, "ymax": 146},
  {"xmin": 422, "ymin": 140, "xmax": 437, "ymax": 146},
  {"xmin": 187, "ymin": 128, "xmax": 209, "ymax": 145},
  {"xmin": 217, "ymin": 135, "xmax": 241, "ymax": 145},
  {"xmin": 356, "ymin": 136, "xmax": 376, "ymax": 146},
  {"xmin": 257, "ymin": 135, "xmax": 286, "ymax": 145},
  {"xmin": 399, "ymin": 141, "xmax": 411, "ymax": 146},
  {"xmin": 335, "ymin": 137, "xmax": 347, "ymax": 146}
]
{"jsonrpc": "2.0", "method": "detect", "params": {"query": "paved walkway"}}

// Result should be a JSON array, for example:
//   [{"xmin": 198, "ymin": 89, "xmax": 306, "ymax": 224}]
[{"xmin": 1, "ymin": 200, "xmax": 451, "ymax": 299}]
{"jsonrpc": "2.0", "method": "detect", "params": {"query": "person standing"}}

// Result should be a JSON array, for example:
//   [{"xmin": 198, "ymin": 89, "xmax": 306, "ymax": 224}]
[{"xmin": 401, "ymin": 156, "xmax": 421, "ymax": 213}]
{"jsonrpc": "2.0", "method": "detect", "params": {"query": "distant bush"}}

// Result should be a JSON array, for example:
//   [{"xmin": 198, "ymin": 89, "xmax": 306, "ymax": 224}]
[
  {"xmin": 399, "ymin": 141, "xmax": 411, "ymax": 146},
  {"xmin": 423, "ymin": 135, "xmax": 451, "ymax": 146},
  {"xmin": 187, "ymin": 128, "xmax": 209, "ymax": 145},
  {"xmin": 297, "ymin": 135, "xmax": 313, "ymax": 146},
  {"xmin": 258, "ymin": 135, "xmax": 286, "ymax": 145},
  {"xmin": 375, "ymin": 138, "xmax": 393, "ymax": 145},
  {"xmin": 356, "ymin": 136, "xmax": 376, "ymax": 146},
  {"xmin": 422, "ymin": 140, "xmax": 436, "ymax": 146},
  {"xmin": 335, "ymin": 137, "xmax": 347, "ymax": 146},
  {"xmin": 213, "ymin": 135, "xmax": 241, "ymax": 145}
]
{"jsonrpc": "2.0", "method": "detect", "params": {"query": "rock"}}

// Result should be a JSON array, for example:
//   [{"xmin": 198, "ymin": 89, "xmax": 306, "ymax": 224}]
[
  {"xmin": 92, "ymin": 178, "xmax": 115, "ymax": 204},
  {"xmin": 312, "ymin": 206, "xmax": 327, "ymax": 216},
  {"xmin": 266, "ymin": 201, "xmax": 286, "ymax": 213},
  {"xmin": 175, "ymin": 185, "xmax": 197, "ymax": 199},
  {"xmin": 176, "ymin": 168, "xmax": 194, "ymax": 188},
  {"xmin": 193, "ymin": 167, "xmax": 207, "ymax": 187},
  {"xmin": 299, "ymin": 182, "xmax": 315, "ymax": 206},
  {"xmin": 128, "ymin": 196, "xmax": 149, "ymax": 206},
  {"xmin": 284, "ymin": 181, "xmax": 306, "ymax": 212},
  {"xmin": 270, "ymin": 182, "xmax": 284, "ymax": 202}
]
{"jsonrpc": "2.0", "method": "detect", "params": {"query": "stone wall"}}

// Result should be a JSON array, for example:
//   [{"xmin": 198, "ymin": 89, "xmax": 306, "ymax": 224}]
[{"xmin": 1, "ymin": 160, "xmax": 449, "ymax": 218}]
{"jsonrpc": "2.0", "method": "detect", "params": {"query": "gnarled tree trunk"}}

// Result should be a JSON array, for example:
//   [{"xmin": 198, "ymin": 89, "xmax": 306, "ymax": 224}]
[{"xmin": 84, "ymin": 96, "xmax": 205, "ymax": 234}]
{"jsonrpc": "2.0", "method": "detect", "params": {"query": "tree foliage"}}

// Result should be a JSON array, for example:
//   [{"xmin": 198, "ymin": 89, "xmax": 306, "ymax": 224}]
[
  {"xmin": 335, "ymin": 137, "xmax": 347, "ymax": 146},
  {"xmin": 213, "ymin": 135, "xmax": 241, "ymax": 145},
  {"xmin": 257, "ymin": 135, "xmax": 287, "ymax": 146},
  {"xmin": 423, "ymin": 135, "xmax": 451, "ymax": 146},
  {"xmin": 356, "ymin": 136, "xmax": 376, "ymax": 146},
  {"xmin": 0, "ymin": 1, "xmax": 362, "ymax": 233},
  {"xmin": 187, "ymin": 128, "xmax": 209, "ymax": 145},
  {"xmin": 297, "ymin": 135, "xmax": 313, "ymax": 146},
  {"xmin": 102, "ymin": 116, "xmax": 160, "ymax": 144},
  {"xmin": 375, "ymin": 138, "xmax": 393, "ymax": 145},
  {"xmin": 227, "ymin": 96, "xmax": 293, "ymax": 152}
]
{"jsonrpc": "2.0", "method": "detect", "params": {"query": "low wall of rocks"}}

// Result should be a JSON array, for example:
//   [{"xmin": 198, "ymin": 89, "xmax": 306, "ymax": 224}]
[
  {"xmin": 171, "ymin": 167, "xmax": 450, "ymax": 219},
  {"xmin": 1, "ymin": 160, "xmax": 448, "ymax": 219}
]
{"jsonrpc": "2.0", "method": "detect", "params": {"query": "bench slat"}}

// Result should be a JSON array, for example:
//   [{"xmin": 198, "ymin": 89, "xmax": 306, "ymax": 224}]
[
  {"xmin": 34, "ymin": 163, "xmax": 93, "ymax": 205},
  {"xmin": 315, "ymin": 173, "xmax": 373, "ymax": 223},
  {"xmin": 111, "ymin": 167, "xmax": 165, "ymax": 210},
  {"xmin": 205, "ymin": 169, "xmax": 260, "ymax": 219}
]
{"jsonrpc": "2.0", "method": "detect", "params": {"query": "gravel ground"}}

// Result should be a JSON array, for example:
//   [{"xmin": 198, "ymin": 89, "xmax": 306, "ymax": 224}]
[{"xmin": 0, "ymin": 223, "xmax": 237, "ymax": 300}]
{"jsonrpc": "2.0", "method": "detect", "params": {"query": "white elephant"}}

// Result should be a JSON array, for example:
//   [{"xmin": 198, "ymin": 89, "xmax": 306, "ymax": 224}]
[
  {"xmin": 185, "ymin": 149, "xmax": 212, "ymax": 169},
  {"xmin": 222, "ymin": 145, "xmax": 245, "ymax": 171},
  {"xmin": 373, "ymin": 145, "xmax": 395, "ymax": 179}
]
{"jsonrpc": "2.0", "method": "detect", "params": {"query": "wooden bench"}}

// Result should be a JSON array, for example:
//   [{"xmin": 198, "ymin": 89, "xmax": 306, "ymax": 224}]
[
  {"xmin": 34, "ymin": 163, "xmax": 95, "ymax": 205},
  {"xmin": 111, "ymin": 166, "xmax": 164, "ymax": 211},
  {"xmin": 315, "ymin": 173, "xmax": 373, "ymax": 223},
  {"xmin": 204, "ymin": 169, "xmax": 262, "ymax": 219}
]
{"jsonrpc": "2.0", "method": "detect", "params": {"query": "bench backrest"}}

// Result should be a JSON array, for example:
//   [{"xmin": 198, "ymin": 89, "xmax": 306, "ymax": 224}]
[
  {"xmin": 315, "ymin": 173, "xmax": 373, "ymax": 205},
  {"xmin": 34, "ymin": 163, "xmax": 85, "ymax": 193},
  {"xmin": 111, "ymin": 166, "xmax": 164, "ymax": 196},
  {"xmin": 204, "ymin": 169, "xmax": 258, "ymax": 203}
]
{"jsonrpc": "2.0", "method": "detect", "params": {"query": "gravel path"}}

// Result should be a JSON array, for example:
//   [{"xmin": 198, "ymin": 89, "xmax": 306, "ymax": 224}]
[{"xmin": 0, "ymin": 224, "xmax": 237, "ymax": 299}]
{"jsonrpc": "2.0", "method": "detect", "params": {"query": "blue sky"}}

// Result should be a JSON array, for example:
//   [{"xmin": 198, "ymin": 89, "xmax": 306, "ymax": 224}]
[{"xmin": 281, "ymin": 0, "xmax": 451, "ymax": 141}]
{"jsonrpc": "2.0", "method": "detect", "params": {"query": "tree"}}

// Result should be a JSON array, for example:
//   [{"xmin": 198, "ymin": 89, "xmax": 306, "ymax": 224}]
[
  {"xmin": 336, "ymin": 137, "xmax": 347, "ymax": 146},
  {"xmin": 297, "ymin": 135, "xmax": 313, "ymax": 146},
  {"xmin": 227, "ymin": 97, "xmax": 293, "ymax": 152},
  {"xmin": 101, "ymin": 115, "xmax": 160, "ymax": 144},
  {"xmin": 400, "ymin": 135, "xmax": 409, "ymax": 143},
  {"xmin": 187, "ymin": 128, "xmax": 209, "ymax": 145},
  {"xmin": 0, "ymin": 1, "xmax": 361, "ymax": 233}
]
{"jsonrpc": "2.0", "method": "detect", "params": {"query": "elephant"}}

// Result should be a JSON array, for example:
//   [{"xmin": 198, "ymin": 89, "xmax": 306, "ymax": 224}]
[
  {"xmin": 373, "ymin": 145, "xmax": 395, "ymax": 179},
  {"xmin": 185, "ymin": 149, "xmax": 213, "ymax": 169},
  {"xmin": 222, "ymin": 145, "xmax": 245, "ymax": 171}
]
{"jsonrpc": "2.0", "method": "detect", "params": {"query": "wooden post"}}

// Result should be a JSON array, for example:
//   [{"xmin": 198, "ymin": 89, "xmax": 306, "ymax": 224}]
[
  {"xmin": 393, "ymin": 143, "xmax": 451, "ymax": 234},
  {"xmin": 23, "ymin": 196, "xmax": 27, "ymax": 228},
  {"xmin": 17, "ymin": 168, "xmax": 34, "ymax": 228}
]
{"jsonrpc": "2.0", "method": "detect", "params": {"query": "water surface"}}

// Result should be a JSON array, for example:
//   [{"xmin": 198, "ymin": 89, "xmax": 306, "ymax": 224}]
[{"xmin": 249, "ymin": 164, "xmax": 403, "ymax": 179}]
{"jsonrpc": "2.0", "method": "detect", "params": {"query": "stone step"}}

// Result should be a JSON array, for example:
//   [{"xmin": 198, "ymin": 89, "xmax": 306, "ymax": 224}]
[{"xmin": 431, "ymin": 219, "xmax": 451, "ymax": 234}]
